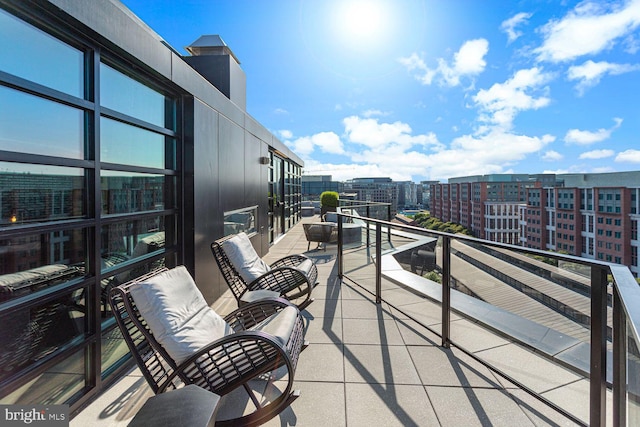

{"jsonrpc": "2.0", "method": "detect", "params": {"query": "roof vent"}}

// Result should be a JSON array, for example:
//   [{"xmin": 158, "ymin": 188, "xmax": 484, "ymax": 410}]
[
  {"xmin": 185, "ymin": 35, "xmax": 241, "ymax": 64},
  {"xmin": 183, "ymin": 35, "xmax": 246, "ymax": 110}
]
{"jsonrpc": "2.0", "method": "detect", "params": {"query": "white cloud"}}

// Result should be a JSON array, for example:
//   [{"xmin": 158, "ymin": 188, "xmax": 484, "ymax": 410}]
[
  {"xmin": 567, "ymin": 60, "xmax": 640, "ymax": 94},
  {"xmin": 302, "ymin": 160, "xmax": 412, "ymax": 182},
  {"xmin": 615, "ymin": 149, "xmax": 640, "ymax": 162},
  {"xmin": 543, "ymin": 150, "xmax": 563, "ymax": 161},
  {"xmin": 274, "ymin": 108, "xmax": 289, "ymax": 114},
  {"xmin": 453, "ymin": 39, "xmax": 489, "ymax": 75},
  {"xmin": 343, "ymin": 116, "xmax": 441, "ymax": 150},
  {"xmin": 288, "ymin": 131, "xmax": 345, "ymax": 156},
  {"xmin": 579, "ymin": 149, "xmax": 615, "ymax": 159},
  {"xmin": 535, "ymin": 0, "xmax": 640, "ymax": 62},
  {"xmin": 473, "ymin": 67, "xmax": 552, "ymax": 130},
  {"xmin": 288, "ymin": 136, "xmax": 314, "ymax": 156},
  {"xmin": 362, "ymin": 109, "xmax": 391, "ymax": 118},
  {"xmin": 295, "ymin": 110, "xmax": 557, "ymax": 181},
  {"xmin": 278, "ymin": 129, "xmax": 293, "ymax": 139},
  {"xmin": 399, "ymin": 38, "xmax": 489, "ymax": 87},
  {"xmin": 501, "ymin": 12, "xmax": 532, "ymax": 43},
  {"xmin": 564, "ymin": 117, "xmax": 622, "ymax": 145}
]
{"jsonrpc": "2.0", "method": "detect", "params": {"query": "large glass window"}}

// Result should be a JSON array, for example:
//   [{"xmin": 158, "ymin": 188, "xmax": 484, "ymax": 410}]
[
  {"xmin": 0, "ymin": 7, "xmax": 181, "ymax": 411},
  {"xmin": 0, "ymin": 86, "xmax": 85, "ymax": 158},
  {"xmin": 100, "ymin": 117, "xmax": 172, "ymax": 168},
  {"xmin": 101, "ymin": 172, "xmax": 171, "ymax": 214},
  {"xmin": 100, "ymin": 63, "xmax": 167, "ymax": 127},
  {"xmin": 0, "ymin": 9, "xmax": 84, "ymax": 97},
  {"xmin": 0, "ymin": 163, "xmax": 85, "ymax": 227}
]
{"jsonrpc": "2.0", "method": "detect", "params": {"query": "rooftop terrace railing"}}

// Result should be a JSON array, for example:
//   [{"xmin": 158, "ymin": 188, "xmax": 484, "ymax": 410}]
[{"xmin": 336, "ymin": 208, "xmax": 640, "ymax": 427}]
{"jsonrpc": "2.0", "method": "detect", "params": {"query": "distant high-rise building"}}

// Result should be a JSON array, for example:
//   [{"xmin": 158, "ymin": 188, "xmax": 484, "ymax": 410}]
[
  {"xmin": 344, "ymin": 177, "xmax": 399, "ymax": 214},
  {"xmin": 301, "ymin": 175, "xmax": 343, "ymax": 201}
]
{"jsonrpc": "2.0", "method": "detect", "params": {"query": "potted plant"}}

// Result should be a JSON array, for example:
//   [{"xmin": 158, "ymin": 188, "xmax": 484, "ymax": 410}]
[{"xmin": 320, "ymin": 191, "xmax": 339, "ymax": 216}]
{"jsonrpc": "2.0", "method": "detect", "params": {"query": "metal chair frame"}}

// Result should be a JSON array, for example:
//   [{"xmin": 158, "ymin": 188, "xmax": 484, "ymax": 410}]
[
  {"xmin": 211, "ymin": 235, "xmax": 318, "ymax": 310},
  {"xmin": 109, "ymin": 267, "xmax": 308, "ymax": 427}
]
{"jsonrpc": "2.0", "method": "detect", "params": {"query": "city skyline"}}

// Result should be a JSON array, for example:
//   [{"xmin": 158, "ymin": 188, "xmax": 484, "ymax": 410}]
[{"xmin": 122, "ymin": 0, "xmax": 640, "ymax": 182}]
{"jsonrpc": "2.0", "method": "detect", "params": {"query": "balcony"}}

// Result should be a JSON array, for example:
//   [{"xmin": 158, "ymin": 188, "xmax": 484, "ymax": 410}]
[{"xmin": 71, "ymin": 208, "xmax": 640, "ymax": 426}]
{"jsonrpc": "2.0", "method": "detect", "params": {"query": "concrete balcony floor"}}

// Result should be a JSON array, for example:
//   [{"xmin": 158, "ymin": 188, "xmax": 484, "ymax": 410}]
[{"xmin": 72, "ymin": 216, "xmax": 596, "ymax": 426}]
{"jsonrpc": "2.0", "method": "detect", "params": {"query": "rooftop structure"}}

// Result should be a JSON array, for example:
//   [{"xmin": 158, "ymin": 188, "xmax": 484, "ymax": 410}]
[{"xmin": 0, "ymin": 0, "xmax": 302, "ymax": 411}]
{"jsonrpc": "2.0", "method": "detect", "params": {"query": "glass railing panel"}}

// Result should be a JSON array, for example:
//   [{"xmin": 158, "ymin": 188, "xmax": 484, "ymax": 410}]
[
  {"xmin": 337, "ymin": 212, "xmax": 639, "ymax": 425},
  {"xmin": 447, "ymin": 240, "xmax": 593, "ymax": 422},
  {"xmin": 341, "ymin": 218, "xmax": 377, "ymax": 294}
]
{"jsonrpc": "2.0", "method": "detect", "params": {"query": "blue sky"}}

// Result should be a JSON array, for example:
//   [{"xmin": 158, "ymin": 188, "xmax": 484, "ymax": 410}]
[{"xmin": 122, "ymin": 0, "xmax": 640, "ymax": 182}]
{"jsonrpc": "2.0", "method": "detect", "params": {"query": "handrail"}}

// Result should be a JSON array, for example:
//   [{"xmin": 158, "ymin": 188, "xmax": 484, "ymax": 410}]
[{"xmin": 336, "ymin": 211, "xmax": 640, "ymax": 427}]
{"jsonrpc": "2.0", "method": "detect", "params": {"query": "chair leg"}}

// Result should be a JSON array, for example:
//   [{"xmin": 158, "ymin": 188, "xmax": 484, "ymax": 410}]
[{"xmin": 215, "ymin": 367, "xmax": 299, "ymax": 427}]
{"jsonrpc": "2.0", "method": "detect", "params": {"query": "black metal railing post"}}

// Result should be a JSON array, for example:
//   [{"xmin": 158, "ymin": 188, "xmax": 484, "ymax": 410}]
[
  {"xmin": 590, "ymin": 265, "xmax": 607, "ymax": 427},
  {"xmin": 366, "ymin": 205, "xmax": 371, "ymax": 247},
  {"xmin": 613, "ymin": 287, "xmax": 627, "ymax": 427},
  {"xmin": 442, "ymin": 236, "xmax": 451, "ymax": 348},
  {"xmin": 387, "ymin": 205, "xmax": 392, "ymax": 242},
  {"xmin": 375, "ymin": 222, "xmax": 382, "ymax": 304},
  {"xmin": 337, "ymin": 217, "xmax": 343, "ymax": 278}
]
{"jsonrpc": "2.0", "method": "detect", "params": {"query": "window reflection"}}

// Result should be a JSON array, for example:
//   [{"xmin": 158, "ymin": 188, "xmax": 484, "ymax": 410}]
[
  {"xmin": 101, "ymin": 325, "xmax": 130, "ymax": 377},
  {"xmin": 0, "ymin": 288, "xmax": 86, "ymax": 383},
  {"xmin": 100, "ymin": 117, "xmax": 171, "ymax": 169},
  {"xmin": 101, "ymin": 172, "xmax": 171, "ymax": 214},
  {"xmin": 0, "ymin": 86, "xmax": 85, "ymax": 158},
  {"xmin": 0, "ymin": 346, "xmax": 85, "ymax": 405},
  {"xmin": 0, "ymin": 9, "xmax": 84, "ymax": 98},
  {"xmin": 224, "ymin": 206, "xmax": 257, "ymax": 236},
  {"xmin": 0, "ymin": 163, "xmax": 85, "ymax": 227},
  {"xmin": 101, "ymin": 217, "xmax": 166, "ymax": 280},
  {"xmin": 0, "ymin": 228, "xmax": 86, "ymax": 302},
  {"xmin": 100, "ymin": 63, "xmax": 166, "ymax": 127}
]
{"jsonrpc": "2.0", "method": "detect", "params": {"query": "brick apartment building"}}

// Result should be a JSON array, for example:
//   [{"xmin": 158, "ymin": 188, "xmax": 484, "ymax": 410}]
[{"xmin": 430, "ymin": 172, "xmax": 640, "ymax": 277}]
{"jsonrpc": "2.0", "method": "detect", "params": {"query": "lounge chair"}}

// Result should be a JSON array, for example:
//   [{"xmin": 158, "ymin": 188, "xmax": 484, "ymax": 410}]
[
  {"xmin": 302, "ymin": 222, "xmax": 335, "ymax": 251},
  {"xmin": 109, "ymin": 266, "xmax": 307, "ymax": 427},
  {"xmin": 211, "ymin": 233, "xmax": 317, "ymax": 310}
]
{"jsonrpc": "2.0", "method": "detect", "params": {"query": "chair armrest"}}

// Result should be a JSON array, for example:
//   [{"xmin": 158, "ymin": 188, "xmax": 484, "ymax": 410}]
[
  {"xmin": 223, "ymin": 297, "xmax": 294, "ymax": 331},
  {"xmin": 246, "ymin": 267, "xmax": 312, "ymax": 295},
  {"xmin": 162, "ymin": 330, "xmax": 293, "ymax": 395},
  {"xmin": 270, "ymin": 254, "xmax": 313, "ymax": 269}
]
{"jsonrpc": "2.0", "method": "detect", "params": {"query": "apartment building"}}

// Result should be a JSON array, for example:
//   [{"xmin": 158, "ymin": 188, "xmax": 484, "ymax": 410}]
[
  {"xmin": 431, "ymin": 172, "xmax": 640, "ymax": 276},
  {"xmin": 431, "ymin": 174, "xmax": 555, "ymax": 241},
  {"xmin": 343, "ymin": 177, "xmax": 399, "ymax": 214}
]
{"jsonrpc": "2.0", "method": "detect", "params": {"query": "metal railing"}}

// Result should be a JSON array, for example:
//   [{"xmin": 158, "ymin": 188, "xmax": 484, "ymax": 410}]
[{"xmin": 336, "ymin": 210, "xmax": 640, "ymax": 427}]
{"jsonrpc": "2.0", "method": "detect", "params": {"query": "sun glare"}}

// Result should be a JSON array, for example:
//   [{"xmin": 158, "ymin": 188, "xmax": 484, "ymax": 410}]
[{"xmin": 334, "ymin": 0, "xmax": 388, "ymax": 47}]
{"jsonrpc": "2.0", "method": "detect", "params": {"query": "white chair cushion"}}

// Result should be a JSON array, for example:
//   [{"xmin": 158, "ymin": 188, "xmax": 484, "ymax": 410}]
[
  {"xmin": 295, "ymin": 259, "xmax": 315, "ymax": 277},
  {"xmin": 221, "ymin": 233, "xmax": 270, "ymax": 284},
  {"xmin": 129, "ymin": 266, "xmax": 233, "ymax": 365},
  {"xmin": 240, "ymin": 289, "xmax": 281, "ymax": 304},
  {"xmin": 248, "ymin": 306, "xmax": 298, "ymax": 347}
]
